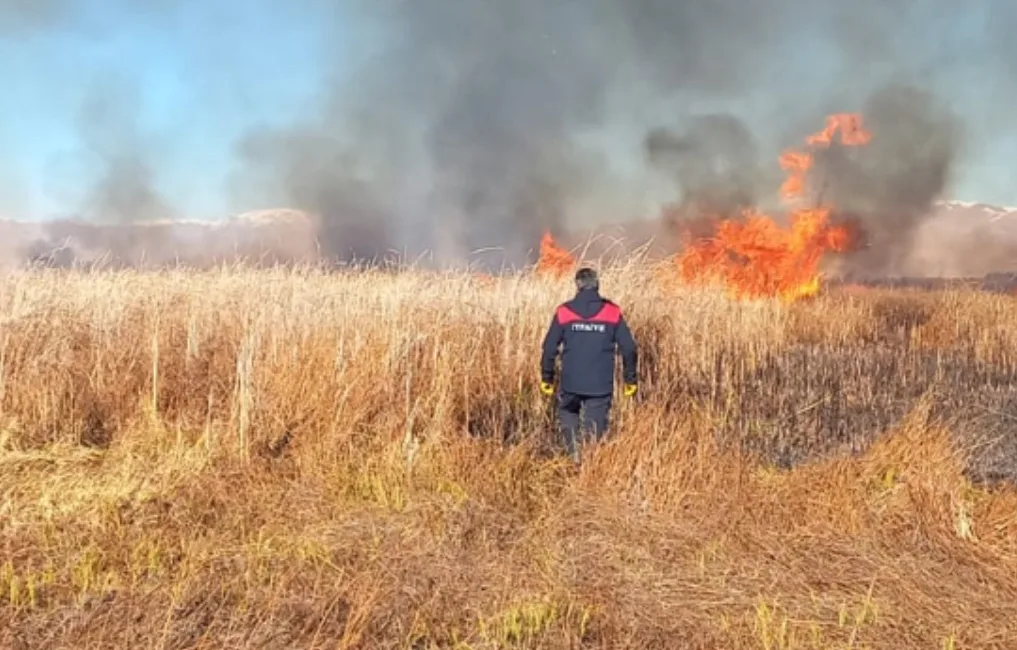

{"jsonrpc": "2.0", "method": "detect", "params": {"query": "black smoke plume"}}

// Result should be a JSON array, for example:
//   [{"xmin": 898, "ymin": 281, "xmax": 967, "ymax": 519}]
[
  {"xmin": 642, "ymin": 82, "xmax": 962, "ymax": 275},
  {"xmin": 814, "ymin": 84, "xmax": 960, "ymax": 276},
  {"xmin": 226, "ymin": 0, "xmax": 848, "ymax": 269},
  {"xmin": 644, "ymin": 114, "xmax": 767, "ymax": 245}
]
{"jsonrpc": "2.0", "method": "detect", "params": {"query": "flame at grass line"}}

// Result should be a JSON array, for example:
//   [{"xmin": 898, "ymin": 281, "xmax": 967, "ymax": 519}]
[
  {"xmin": 676, "ymin": 113, "xmax": 872, "ymax": 303},
  {"xmin": 536, "ymin": 231, "xmax": 576, "ymax": 277}
]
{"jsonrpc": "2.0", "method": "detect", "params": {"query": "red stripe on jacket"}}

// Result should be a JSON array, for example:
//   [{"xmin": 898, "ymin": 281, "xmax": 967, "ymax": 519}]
[{"xmin": 556, "ymin": 303, "xmax": 621, "ymax": 325}]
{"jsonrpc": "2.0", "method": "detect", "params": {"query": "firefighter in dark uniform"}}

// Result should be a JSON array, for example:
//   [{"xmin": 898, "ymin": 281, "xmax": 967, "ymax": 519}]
[{"xmin": 540, "ymin": 267, "xmax": 638, "ymax": 462}]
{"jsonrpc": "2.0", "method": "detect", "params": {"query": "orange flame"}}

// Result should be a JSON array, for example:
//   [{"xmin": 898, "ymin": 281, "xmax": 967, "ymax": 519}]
[
  {"xmin": 537, "ymin": 231, "xmax": 575, "ymax": 277},
  {"xmin": 677, "ymin": 112, "xmax": 871, "ymax": 302}
]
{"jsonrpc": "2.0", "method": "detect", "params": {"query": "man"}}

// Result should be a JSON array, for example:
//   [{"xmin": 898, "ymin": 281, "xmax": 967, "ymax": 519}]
[{"xmin": 540, "ymin": 267, "xmax": 638, "ymax": 462}]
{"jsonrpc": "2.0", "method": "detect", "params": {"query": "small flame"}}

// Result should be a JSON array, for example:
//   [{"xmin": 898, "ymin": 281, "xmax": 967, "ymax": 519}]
[
  {"xmin": 676, "ymin": 112, "xmax": 871, "ymax": 302},
  {"xmin": 778, "ymin": 150, "xmax": 813, "ymax": 200},
  {"xmin": 805, "ymin": 113, "xmax": 872, "ymax": 147},
  {"xmin": 537, "ymin": 231, "xmax": 575, "ymax": 277}
]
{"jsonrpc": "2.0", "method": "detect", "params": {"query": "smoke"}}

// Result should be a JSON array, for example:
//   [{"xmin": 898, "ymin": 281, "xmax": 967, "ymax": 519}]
[
  {"xmin": 643, "ymin": 83, "xmax": 963, "ymax": 277},
  {"xmin": 230, "ymin": 0, "xmax": 621, "ymax": 269},
  {"xmin": 7, "ymin": 0, "xmax": 1017, "ymax": 272},
  {"xmin": 73, "ymin": 77, "xmax": 175, "ymax": 224},
  {"xmin": 228, "ymin": 0, "xmax": 847, "ymax": 269},
  {"xmin": 644, "ymin": 115, "xmax": 768, "ymax": 245},
  {"xmin": 232, "ymin": 126, "xmax": 392, "ymax": 263},
  {"xmin": 639, "ymin": 82, "xmax": 962, "ymax": 273},
  {"xmin": 795, "ymin": 84, "xmax": 958, "ymax": 276},
  {"xmin": 16, "ymin": 76, "xmax": 179, "ymax": 267},
  {"xmin": 0, "ymin": 0, "xmax": 68, "ymax": 34},
  {"xmin": 231, "ymin": 0, "xmax": 1011, "ymax": 271}
]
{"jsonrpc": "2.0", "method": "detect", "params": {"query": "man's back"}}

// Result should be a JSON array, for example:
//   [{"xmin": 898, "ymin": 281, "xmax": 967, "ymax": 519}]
[{"xmin": 541, "ymin": 284, "xmax": 637, "ymax": 397}]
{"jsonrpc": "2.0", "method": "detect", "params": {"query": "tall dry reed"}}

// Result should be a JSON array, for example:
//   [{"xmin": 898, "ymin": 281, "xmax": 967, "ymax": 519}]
[{"xmin": 1, "ymin": 262, "xmax": 1016, "ymax": 649}]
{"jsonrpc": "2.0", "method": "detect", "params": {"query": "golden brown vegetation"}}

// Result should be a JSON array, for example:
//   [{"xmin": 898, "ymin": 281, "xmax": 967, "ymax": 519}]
[{"xmin": 2, "ymin": 262, "xmax": 1017, "ymax": 649}]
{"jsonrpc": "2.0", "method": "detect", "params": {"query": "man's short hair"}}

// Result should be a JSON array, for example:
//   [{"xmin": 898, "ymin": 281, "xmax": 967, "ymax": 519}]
[{"xmin": 575, "ymin": 267, "xmax": 599, "ymax": 291}]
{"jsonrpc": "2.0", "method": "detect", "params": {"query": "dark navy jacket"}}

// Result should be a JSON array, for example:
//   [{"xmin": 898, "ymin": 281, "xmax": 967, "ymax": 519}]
[{"xmin": 540, "ymin": 288, "xmax": 638, "ymax": 397}]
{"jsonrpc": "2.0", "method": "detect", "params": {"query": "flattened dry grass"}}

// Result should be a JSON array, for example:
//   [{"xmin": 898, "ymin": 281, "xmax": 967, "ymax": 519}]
[{"xmin": 1, "ymin": 263, "xmax": 1017, "ymax": 649}]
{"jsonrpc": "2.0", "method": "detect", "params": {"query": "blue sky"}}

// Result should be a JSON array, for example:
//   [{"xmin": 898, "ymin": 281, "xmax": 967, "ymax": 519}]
[
  {"xmin": 1, "ymin": 1, "xmax": 335, "ymax": 219},
  {"xmin": 3, "ymin": 1, "xmax": 1017, "ymax": 222}
]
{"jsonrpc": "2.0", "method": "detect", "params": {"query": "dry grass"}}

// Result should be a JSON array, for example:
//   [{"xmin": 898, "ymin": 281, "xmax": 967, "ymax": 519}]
[{"xmin": 1, "ymin": 261, "xmax": 1017, "ymax": 649}]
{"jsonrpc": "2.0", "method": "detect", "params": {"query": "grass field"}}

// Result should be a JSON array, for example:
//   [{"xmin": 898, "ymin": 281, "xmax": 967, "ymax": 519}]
[{"xmin": 2, "ymin": 261, "xmax": 1017, "ymax": 649}]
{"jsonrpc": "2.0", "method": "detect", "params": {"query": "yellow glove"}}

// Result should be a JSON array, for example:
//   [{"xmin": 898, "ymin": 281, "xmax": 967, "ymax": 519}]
[
  {"xmin": 623, "ymin": 383, "xmax": 637, "ymax": 397},
  {"xmin": 540, "ymin": 381, "xmax": 555, "ymax": 396}
]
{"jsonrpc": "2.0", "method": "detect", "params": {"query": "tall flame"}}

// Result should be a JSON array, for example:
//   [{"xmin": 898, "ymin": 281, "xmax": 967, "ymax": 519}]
[
  {"xmin": 537, "ymin": 231, "xmax": 576, "ymax": 277},
  {"xmin": 677, "ymin": 113, "xmax": 872, "ymax": 302}
]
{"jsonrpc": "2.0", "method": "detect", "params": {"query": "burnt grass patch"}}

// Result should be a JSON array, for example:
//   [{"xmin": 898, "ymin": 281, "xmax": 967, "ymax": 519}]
[{"xmin": 671, "ymin": 340, "xmax": 1017, "ymax": 482}]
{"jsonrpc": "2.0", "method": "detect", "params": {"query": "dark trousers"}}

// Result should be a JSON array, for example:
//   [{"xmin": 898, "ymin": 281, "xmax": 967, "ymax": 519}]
[{"xmin": 557, "ymin": 391, "xmax": 612, "ymax": 461}]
